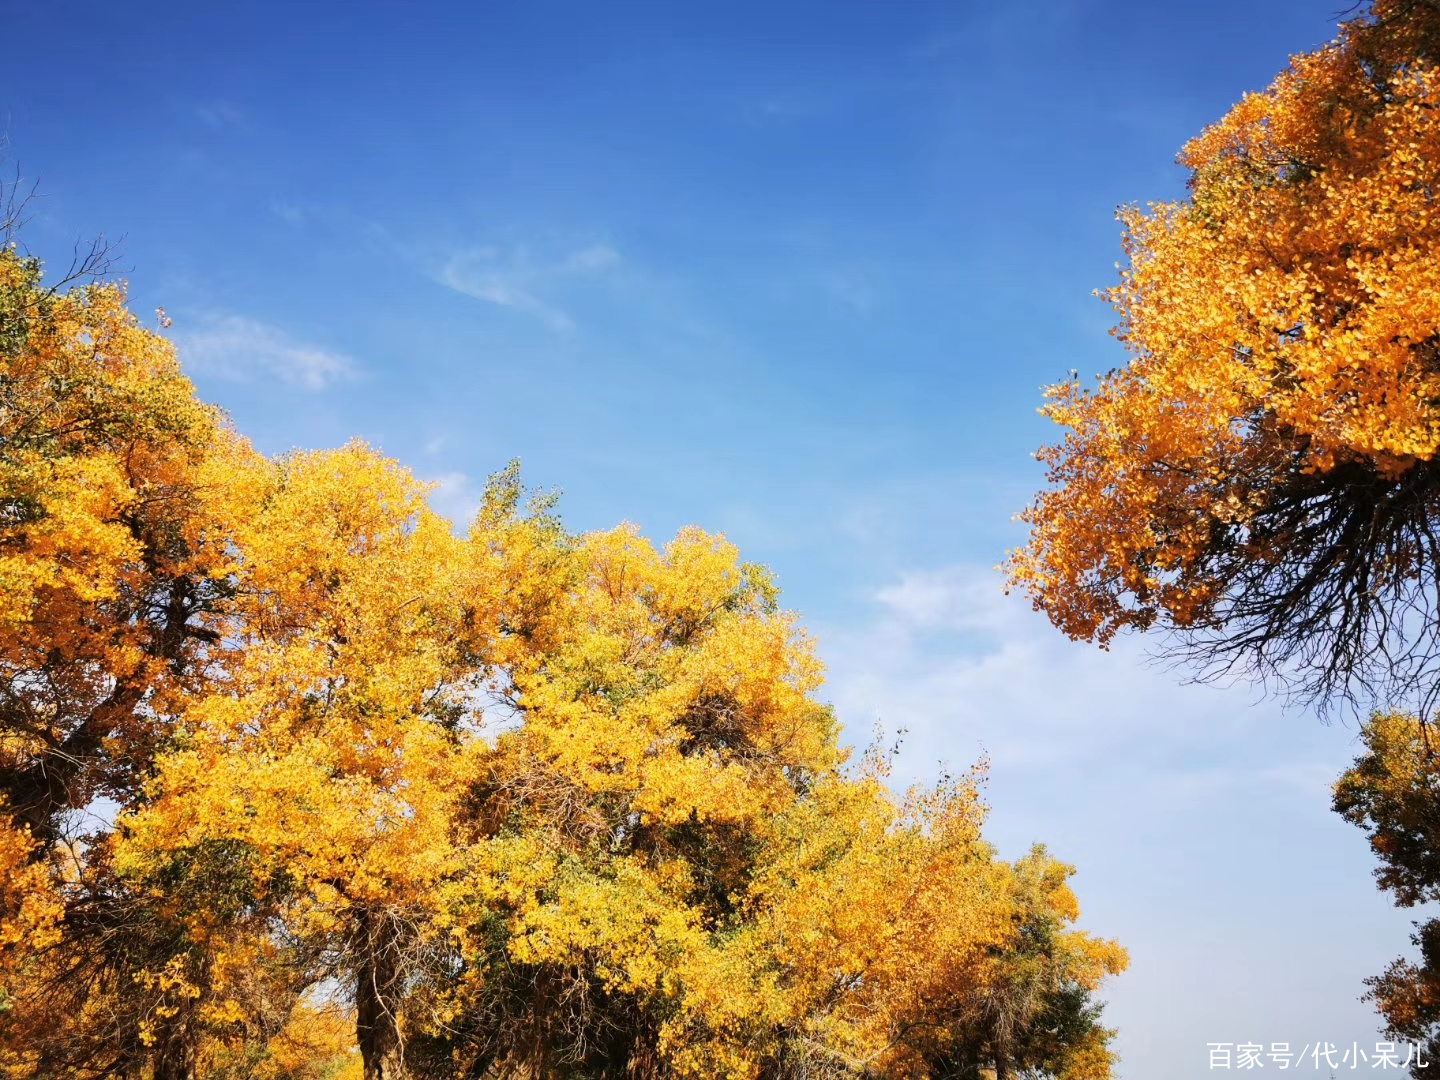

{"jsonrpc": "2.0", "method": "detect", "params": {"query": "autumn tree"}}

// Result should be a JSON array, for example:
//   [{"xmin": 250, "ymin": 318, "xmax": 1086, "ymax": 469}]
[
  {"xmin": 0, "ymin": 231, "xmax": 1125, "ymax": 1078},
  {"xmin": 392, "ymin": 525, "xmax": 1125, "ymax": 1079},
  {"xmin": 113, "ymin": 481, "xmax": 1126, "ymax": 1080},
  {"xmin": 111, "ymin": 474, "xmax": 1126, "ymax": 1080},
  {"xmin": 1336, "ymin": 713, "xmax": 1440, "ymax": 1076},
  {"xmin": 0, "ymin": 240, "xmax": 269, "ymax": 1078},
  {"xmin": 1006, "ymin": 0, "xmax": 1440, "ymax": 712},
  {"xmin": 113, "ymin": 440, "xmax": 508, "ymax": 1080},
  {"xmin": 1006, "ymin": 0, "xmax": 1440, "ymax": 1064},
  {"xmin": 0, "ymin": 244, "xmax": 257, "ymax": 838}
]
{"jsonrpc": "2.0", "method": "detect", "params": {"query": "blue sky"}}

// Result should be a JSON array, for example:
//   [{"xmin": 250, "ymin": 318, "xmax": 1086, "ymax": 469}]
[{"xmin": 4, "ymin": 1, "xmax": 1418, "ymax": 1074}]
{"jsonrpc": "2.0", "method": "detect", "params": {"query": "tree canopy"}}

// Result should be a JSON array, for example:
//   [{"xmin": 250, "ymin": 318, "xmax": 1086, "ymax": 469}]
[
  {"xmin": 0, "ymin": 242, "xmax": 1124, "ymax": 1079},
  {"xmin": 1005, "ymin": 3, "xmax": 1440, "ymax": 1069},
  {"xmin": 1006, "ymin": 0, "xmax": 1440, "ymax": 712},
  {"xmin": 1337, "ymin": 713, "xmax": 1440, "ymax": 1074}
]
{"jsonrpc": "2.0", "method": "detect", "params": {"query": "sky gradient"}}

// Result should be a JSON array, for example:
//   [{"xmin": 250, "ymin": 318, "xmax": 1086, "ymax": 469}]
[{"xmin": 3, "ymin": 1, "xmax": 1415, "ymax": 1074}]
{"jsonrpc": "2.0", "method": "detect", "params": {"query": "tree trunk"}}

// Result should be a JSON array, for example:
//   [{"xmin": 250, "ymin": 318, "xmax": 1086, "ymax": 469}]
[
  {"xmin": 356, "ymin": 908, "xmax": 405, "ymax": 1080},
  {"xmin": 151, "ymin": 1021, "xmax": 197, "ymax": 1080},
  {"xmin": 991, "ymin": 1014, "xmax": 1013, "ymax": 1080}
]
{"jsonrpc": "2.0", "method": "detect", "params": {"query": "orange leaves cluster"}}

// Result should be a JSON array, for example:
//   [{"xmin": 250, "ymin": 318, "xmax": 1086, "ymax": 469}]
[
  {"xmin": 1133, "ymin": 45, "xmax": 1440, "ymax": 468},
  {"xmin": 1007, "ymin": 5, "xmax": 1440, "ymax": 656}
]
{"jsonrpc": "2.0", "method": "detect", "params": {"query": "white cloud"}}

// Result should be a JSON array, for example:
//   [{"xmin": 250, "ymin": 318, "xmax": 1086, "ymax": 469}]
[
  {"xmin": 269, "ymin": 201, "xmax": 306, "ymax": 225},
  {"xmin": 821, "ymin": 564, "xmax": 1266, "ymax": 771},
  {"xmin": 194, "ymin": 101, "xmax": 244, "ymax": 129},
  {"xmin": 436, "ymin": 243, "xmax": 621, "ymax": 330},
  {"xmin": 563, "ymin": 244, "xmax": 621, "ymax": 273},
  {"xmin": 425, "ymin": 471, "xmax": 482, "ymax": 531},
  {"xmin": 178, "ymin": 315, "xmax": 358, "ymax": 390},
  {"xmin": 872, "ymin": 565, "xmax": 1011, "ymax": 632},
  {"xmin": 816, "ymin": 564, "xmax": 1403, "ymax": 1079}
]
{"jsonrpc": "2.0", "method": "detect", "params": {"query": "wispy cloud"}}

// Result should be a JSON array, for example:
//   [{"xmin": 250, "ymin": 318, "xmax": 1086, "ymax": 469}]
[
  {"xmin": 193, "ymin": 101, "xmax": 245, "ymax": 129},
  {"xmin": 914, "ymin": 0, "xmax": 1082, "ymax": 62},
  {"xmin": 424, "ymin": 470, "xmax": 482, "ymax": 530},
  {"xmin": 269, "ymin": 201, "xmax": 307, "ymax": 225},
  {"xmin": 177, "ymin": 315, "xmax": 358, "ymax": 390},
  {"xmin": 817, "ymin": 566, "xmax": 1399, "ymax": 1079},
  {"xmin": 819, "ymin": 563, "xmax": 1290, "ymax": 775},
  {"xmin": 435, "ymin": 243, "xmax": 621, "ymax": 330}
]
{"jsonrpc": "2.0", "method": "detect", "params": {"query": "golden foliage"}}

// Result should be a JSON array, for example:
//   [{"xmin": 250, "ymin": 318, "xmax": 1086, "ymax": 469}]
[
  {"xmin": 0, "ymin": 242, "xmax": 1123, "ymax": 1079},
  {"xmin": 1007, "ymin": 2, "xmax": 1440, "ymax": 705}
]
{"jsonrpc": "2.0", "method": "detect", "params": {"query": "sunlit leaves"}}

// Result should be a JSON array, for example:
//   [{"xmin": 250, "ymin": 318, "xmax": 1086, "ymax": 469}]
[
  {"xmin": 1007, "ymin": 3, "xmax": 1440, "ymax": 709},
  {"xmin": 0, "ymin": 241, "xmax": 1124, "ymax": 1078}
]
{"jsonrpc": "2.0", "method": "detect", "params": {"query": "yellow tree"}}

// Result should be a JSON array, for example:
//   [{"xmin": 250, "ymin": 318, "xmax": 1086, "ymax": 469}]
[
  {"xmin": 726, "ymin": 756, "xmax": 1125, "ymax": 1080},
  {"xmin": 403, "ymin": 522, "xmax": 849, "ymax": 1077},
  {"xmin": 1005, "ymin": 3, "xmax": 1440, "ymax": 1064},
  {"xmin": 116, "ymin": 473, "xmax": 1126, "ymax": 1080},
  {"xmin": 0, "ymin": 242, "xmax": 265, "ymax": 1077},
  {"xmin": 401, "ymin": 524, "xmax": 1125, "ymax": 1079},
  {"xmin": 0, "ymin": 243, "xmax": 262, "ymax": 835},
  {"xmin": 0, "ymin": 247, "xmax": 259, "ymax": 839},
  {"xmin": 1006, "ymin": 0, "xmax": 1440, "ymax": 711},
  {"xmin": 113, "ymin": 442, "xmax": 500, "ymax": 1080},
  {"xmin": 0, "ymin": 228, "xmax": 1126, "ymax": 1079}
]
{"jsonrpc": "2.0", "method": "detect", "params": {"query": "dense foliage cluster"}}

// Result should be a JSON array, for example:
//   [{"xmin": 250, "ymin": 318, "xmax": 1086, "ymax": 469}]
[
  {"xmin": 1007, "ymin": 0, "xmax": 1440, "ymax": 710},
  {"xmin": 1337, "ymin": 714, "xmax": 1440, "ymax": 1073},
  {"xmin": 0, "ymin": 246, "xmax": 1123, "ymax": 1079},
  {"xmin": 1009, "ymin": 3, "xmax": 1440, "ymax": 1072}
]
